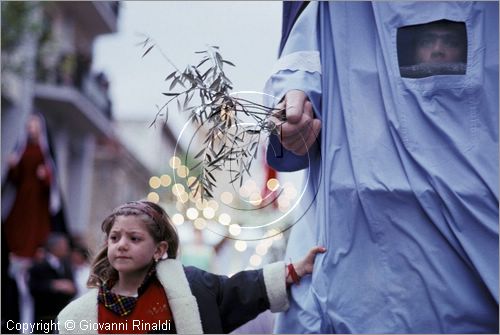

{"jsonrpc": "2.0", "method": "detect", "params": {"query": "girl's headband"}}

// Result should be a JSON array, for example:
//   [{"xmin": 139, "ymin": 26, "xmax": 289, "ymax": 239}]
[{"xmin": 117, "ymin": 201, "xmax": 163, "ymax": 224}]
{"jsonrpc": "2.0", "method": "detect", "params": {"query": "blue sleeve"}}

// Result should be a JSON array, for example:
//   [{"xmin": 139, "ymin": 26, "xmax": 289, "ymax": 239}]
[
  {"xmin": 266, "ymin": 70, "xmax": 322, "ymax": 171},
  {"xmin": 264, "ymin": 2, "xmax": 323, "ymax": 172}
]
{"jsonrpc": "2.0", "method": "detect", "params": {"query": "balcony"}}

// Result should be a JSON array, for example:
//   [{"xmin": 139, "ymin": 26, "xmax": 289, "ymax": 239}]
[
  {"xmin": 34, "ymin": 82, "xmax": 113, "ymax": 137},
  {"xmin": 57, "ymin": 1, "xmax": 119, "ymax": 38}
]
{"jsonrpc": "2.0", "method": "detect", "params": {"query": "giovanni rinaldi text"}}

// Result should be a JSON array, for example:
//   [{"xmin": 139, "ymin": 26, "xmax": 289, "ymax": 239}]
[{"xmin": 6, "ymin": 319, "xmax": 173, "ymax": 333}]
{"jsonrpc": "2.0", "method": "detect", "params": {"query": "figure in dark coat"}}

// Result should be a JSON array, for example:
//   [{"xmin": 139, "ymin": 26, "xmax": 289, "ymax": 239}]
[{"xmin": 29, "ymin": 234, "xmax": 76, "ymax": 326}]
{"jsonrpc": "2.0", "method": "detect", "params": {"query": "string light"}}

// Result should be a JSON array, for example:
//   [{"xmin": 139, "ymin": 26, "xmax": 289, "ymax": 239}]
[
  {"xmin": 229, "ymin": 224, "xmax": 241, "ymax": 236},
  {"xmin": 186, "ymin": 207, "xmax": 199, "ymax": 220},
  {"xmin": 266, "ymin": 178, "xmax": 280, "ymax": 191},
  {"xmin": 249, "ymin": 254, "xmax": 262, "ymax": 267},
  {"xmin": 203, "ymin": 207, "xmax": 215, "ymax": 219},
  {"xmin": 147, "ymin": 192, "xmax": 160, "ymax": 203},
  {"xmin": 172, "ymin": 213, "xmax": 184, "ymax": 225},
  {"xmin": 234, "ymin": 240, "xmax": 247, "ymax": 252},
  {"xmin": 207, "ymin": 199, "xmax": 219, "ymax": 211},
  {"xmin": 169, "ymin": 156, "xmax": 181, "ymax": 169},
  {"xmin": 194, "ymin": 218, "xmax": 206, "ymax": 230},
  {"xmin": 220, "ymin": 192, "xmax": 234, "ymax": 204},
  {"xmin": 218, "ymin": 213, "xmax": 231, "ymax": 226},
  {"xmin": 149, "ymin": 176, "xmax": 161, "ymax": 189},
  {"xmin": 172, "ymin": 183, "xmax": 185, "ymax": 196},
  {"xmin": 256, "ymin": 243, "xmax": 268, "ymax": 256},
  {"xmin": 177, "ymin": 192, "xmax": 189, "ymax": 203},
  {"xmin": 160, "ymin": 174, "xmax": 172, "ymax": 187},
  {"xmin": 177, "ymin": 165, "xmax": 189, "ymax": 178},
  {"xmin": 239, "ymin": 186, "xmax": 250, "ymax": 198},
  {"xmin": 195, "ymin": 198, "xmax": 209, "ymax": 210},
  {"xmin": 249, "ymin": 193, "xmax": 262, "ymax": 206}
]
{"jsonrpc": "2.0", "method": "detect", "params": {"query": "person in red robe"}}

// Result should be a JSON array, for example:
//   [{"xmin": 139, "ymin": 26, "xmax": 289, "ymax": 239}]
[{"xmin": 4, "ymin": 114, "xmax": 53, "ymax": 258}]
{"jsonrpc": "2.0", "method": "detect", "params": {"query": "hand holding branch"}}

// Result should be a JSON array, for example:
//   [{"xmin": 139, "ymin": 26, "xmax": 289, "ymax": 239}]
[{"xmin": 271, "ymin": 90, "xmax": 322, "ymax": 156}]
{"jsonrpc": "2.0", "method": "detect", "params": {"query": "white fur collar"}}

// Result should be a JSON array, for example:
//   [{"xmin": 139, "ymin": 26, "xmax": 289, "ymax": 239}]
[
  {"xmin": 156, "ymin": 259, "xmax": 203, "ymax": 333},
  {"xmin": 57, "ymin": 259, "xmax": 203, "ymax": 334}
]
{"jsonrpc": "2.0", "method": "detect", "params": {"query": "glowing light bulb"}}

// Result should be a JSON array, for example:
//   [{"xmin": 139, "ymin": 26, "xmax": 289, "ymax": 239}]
[
  {"xmin": 169, "ymin": 156, "xmax": 181, "ymax": 169},
  {"xmin": 218, "ymin": 213, "xmax": 231, "ymax": 226},
  {"xmin": 239, "ymin": 186, "xmax": 250, "ymax": 198},
  {"xmin": 178, "ymin": 192, "xmax": 189, "ymax": 203},
  {"xmin": 186, "ymin": 207, "xmax": 199, "ymax": 220},
  {"xmin": 160, "ymin": 175, "xmax": 172, "ymax": 187},
  {"xmin": 172, "ymin": 214, "xmax": 184, "ymax": 225},
  {"xmin": 194, "ymin": 218, "xmax": 206, "ymax": 230},
  {"xmin": 203, "ymin": 207, "xmax": 215, "ymax": 219},
  {"xmin": 249, "ymin": 254, "xmax": 262, "ymax": 267},
  {"xmin": 177, "ymin": 165, "xmax": 189, "ymax": 178},
  {"xmin": 256, "ymin": 243, "xmax": 268, "ymax": 256},
  {"xmin": 234, "ymin": 240, "xmax": 247, "ymax": 252},
  {"xmin": 149, "ymin": 176, "xmax": 161, "ymax": 189},
  {"xmin": 229, "ymin": 224, "xmax": 241, "ymax": 236},
  {"xmin": 249, "ymin": 193, "xmax": 262, "ymax": 206},
  {"xmin": 266, "ymin": 178, "xmax": 280, "ymax": 191},
  {"xmin": 207, "ymin": 199, "xmax": 219, "ymax": 211},
  {"xmin": 171, "ymin": 184, "xmax": 185, "ymax": 196},
  {"xmin": 147, "ymin": 192, "xmax": 159, "ymax": 203},
  {"xmin": 220, "ymin": 192, "xmax": 234, "ymax": 204}
]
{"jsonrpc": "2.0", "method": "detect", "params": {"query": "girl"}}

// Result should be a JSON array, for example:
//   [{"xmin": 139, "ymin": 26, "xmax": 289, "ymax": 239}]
[{"xmin": 57, "ymin": 200, "xmax": 325, "ymax": 334}]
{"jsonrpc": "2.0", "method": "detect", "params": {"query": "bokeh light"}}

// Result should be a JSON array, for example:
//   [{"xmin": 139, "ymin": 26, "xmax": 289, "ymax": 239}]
[
  {"xmin": 194, "ymin": 218, "xmax": 206, "ymax": 230},
  {"xmin": 229, "ymin": 224, "xmax": 241, "ymax": 236},
  {"xmin": 249, "ymin": 254, "xmax": 262, "ymax": 267},
  {"xmin": 202, "ymin": 207, "xmax": 215, "ymax": 219},
  {"xmin": 160, "ymin": 174, "xmax": 172, "ymax": 187},
  {"xmin": 186, "ymin": 207, "xmax": 199, "ymax": 220},
  {"xmin": 177, "ymin": 165, "xmax": 189, "ymax": 178},
  {"xmin": 169, "ymin": 156, "xmax": 181, "ymax": 169},
  {"xmin": 234, "ymin": 240, "xmax": 247, "ymax": 252},
  {"xmin": 220, "ymin": 191, "xmax": 234, "ymax": 204},
  {"xmin": 147, "ymin": 192, "xmax": 159, "ymax": 203},
  {"xmin": 172, "ymin": 213, "xmax": 184, "ymax": 225},
  {"xmin": 149, "ymin": 176, "xmax": 161, "ymax": 189},
  {"xmin": 266, "ymin": 178, "xmax": 280, "ymax": 191},
  {"xmin": 218, "ymin": 213, "xmax": 231, "ymax": 226}
]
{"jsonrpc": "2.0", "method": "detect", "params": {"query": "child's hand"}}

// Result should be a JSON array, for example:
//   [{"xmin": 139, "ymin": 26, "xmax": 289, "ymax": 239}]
[{"xmin": 286, "ymin": 246, "xmax": 326, "ymax": 285}]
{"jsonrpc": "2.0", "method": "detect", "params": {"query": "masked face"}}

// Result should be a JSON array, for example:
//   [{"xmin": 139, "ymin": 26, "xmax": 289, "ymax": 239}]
[{"xmin": 415, "ymin": 27, "xmax": 466, "ymax": 64}]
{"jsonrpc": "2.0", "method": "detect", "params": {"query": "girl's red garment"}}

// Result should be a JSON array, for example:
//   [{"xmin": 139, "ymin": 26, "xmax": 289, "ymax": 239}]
[
  {"xmin": 98, "ymin": 277, "xmax": 176, "ymax": 334},
  {"xmin": 4, "ymin": 141, "xmax": 52, "ymax": 257}
]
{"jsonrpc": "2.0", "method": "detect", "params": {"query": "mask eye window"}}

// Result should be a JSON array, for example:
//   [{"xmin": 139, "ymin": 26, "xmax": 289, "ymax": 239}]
[{"xmin": 397, "ymin": 20, "xmax": 467, "ymax": 78}]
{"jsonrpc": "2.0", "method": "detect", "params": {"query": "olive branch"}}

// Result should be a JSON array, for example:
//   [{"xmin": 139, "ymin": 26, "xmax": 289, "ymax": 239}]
[{"xmin": 140, "ymin": 37, "xmax": 285, "ymax": 199}]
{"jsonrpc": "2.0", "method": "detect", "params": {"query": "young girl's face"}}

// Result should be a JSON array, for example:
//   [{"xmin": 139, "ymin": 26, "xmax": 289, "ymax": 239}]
[{"xmin": 107, "ymin": 215, "xmax": 166, "ymax": 276}]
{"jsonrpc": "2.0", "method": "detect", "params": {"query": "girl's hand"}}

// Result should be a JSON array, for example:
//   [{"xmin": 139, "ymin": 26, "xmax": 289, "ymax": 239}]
[{"xmin": 286, "ymin": 246, "xmax": 326, "ymax": 285}]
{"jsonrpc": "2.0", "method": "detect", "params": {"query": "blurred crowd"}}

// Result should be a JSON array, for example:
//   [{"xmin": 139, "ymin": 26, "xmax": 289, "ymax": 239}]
[
  {"xmin": 0, "ymin": 113, "xmax": 277, "ymax": 334},
  {"xmin": 1, "ymin": 113, "xmax": 90, "ymax": 333}
]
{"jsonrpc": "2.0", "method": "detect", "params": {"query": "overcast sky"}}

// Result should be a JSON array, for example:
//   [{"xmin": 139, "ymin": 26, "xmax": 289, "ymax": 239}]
[
  {"xmin": 92, "ymin": 1, "xmax": 282, "ymax": 123},
  {"xmin": 91, "ymin": 2, "xmax": 305, "ymax": 243}
]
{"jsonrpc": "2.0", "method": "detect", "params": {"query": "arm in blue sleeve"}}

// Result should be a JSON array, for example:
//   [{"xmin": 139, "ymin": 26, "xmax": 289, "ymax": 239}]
[{"xmin": 263, "ymin": 2, "xmax": 323, "ymax": 172}]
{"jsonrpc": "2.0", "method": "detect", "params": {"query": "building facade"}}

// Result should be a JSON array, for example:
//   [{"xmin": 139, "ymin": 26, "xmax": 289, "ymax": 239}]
[{"xmin": 1, "ymin": 2, "xmax": 152, "ymax": 252}]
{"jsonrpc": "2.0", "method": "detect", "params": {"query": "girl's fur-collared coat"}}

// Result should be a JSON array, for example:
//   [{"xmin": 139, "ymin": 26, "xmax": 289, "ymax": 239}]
[{"xmin": 57, "ymin": 259, "xmax": 289, "ymax": 334}]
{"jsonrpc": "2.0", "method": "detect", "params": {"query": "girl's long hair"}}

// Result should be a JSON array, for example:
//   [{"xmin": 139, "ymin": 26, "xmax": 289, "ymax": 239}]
[{"xmin": 87, "ymin": 201, "xmax": 179, "ymax": 287}]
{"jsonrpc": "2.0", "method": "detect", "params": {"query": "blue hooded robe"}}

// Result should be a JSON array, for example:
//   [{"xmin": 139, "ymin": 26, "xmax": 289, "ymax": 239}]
[{"xmin": 265, "ymin": 2, "xmax": 498, "ymax": 333}]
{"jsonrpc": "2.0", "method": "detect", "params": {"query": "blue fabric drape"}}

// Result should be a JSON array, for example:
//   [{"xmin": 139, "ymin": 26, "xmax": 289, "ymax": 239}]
[{"xmin": 266, "ymin": 2, "xmax": 499, "ymax": 333}]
